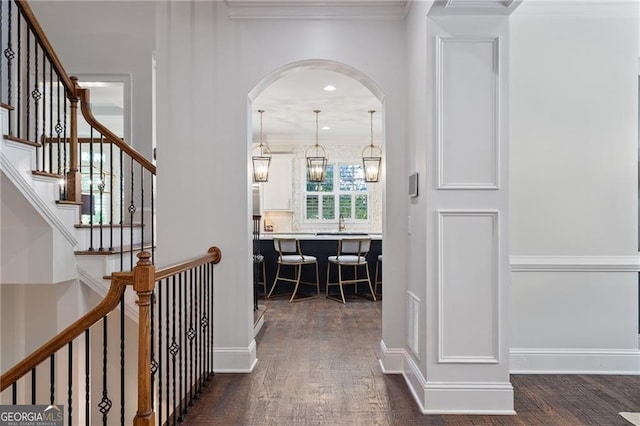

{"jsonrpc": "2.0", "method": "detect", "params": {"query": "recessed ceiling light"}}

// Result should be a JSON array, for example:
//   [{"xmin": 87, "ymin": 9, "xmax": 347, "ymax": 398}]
[
  {"xmin": 322, "ymin": 126, "xmax": 330, "ymax": 130},
  {"xmin": 323, "ymin": 85, "xmax": 336, "ymax": 92}
]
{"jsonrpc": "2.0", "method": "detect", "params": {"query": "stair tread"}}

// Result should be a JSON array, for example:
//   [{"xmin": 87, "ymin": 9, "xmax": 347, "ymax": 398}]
[
  {"xmin": 74, "ymin": 223, "xmax": 145, "ymax": 228},
  {"xmin": 4, "ymin": 134, "xmax": 41, "ymax": 148},
  {"xmin": 75, "ymin": 244, "xmax": 154, "ymax": 256},
  {"xmin": 57, "ymin": 200, "xmax": 83, "ymax": 206},
  {"xmin": 33, "ymin": 170, "xmax": 64, "ymax": 179}
]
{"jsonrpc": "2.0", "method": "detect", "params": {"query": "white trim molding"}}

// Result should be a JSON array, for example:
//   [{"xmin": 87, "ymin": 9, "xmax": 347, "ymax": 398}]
[
  {"xmin": 438, "ymin": 210, "xmax": 500, "ymax": 364},
  {"xmin": 510, "ymin": 348, "xmax": 640, "ymax": 375},
  {"xmin": 225, "ymin": 0, "xmax": 411, "ymax": 20},
  {"xmin": 213, "ymin": 340, "xmax": 258, "ymax": 373},
  {"xmin": 436, "ymin": 36, "xmax": 500, "ymax": 190},
  {"xmin": 510, "ymin": 255, "xmax": 640, "ymax": 272},
  {"xmin": 402, "ymin": 352, "xmax": 515, "ymax": 414},
  {"xmin": 0, "ymin": 151, "xmax": 78, "ymax": 247},
  {"xmin": 379, "ymin": 340, "xmax": 405, "ymax": 374}
]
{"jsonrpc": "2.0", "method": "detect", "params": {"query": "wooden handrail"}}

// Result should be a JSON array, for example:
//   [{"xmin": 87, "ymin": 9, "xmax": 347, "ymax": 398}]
[
  {"xmin": 0, "ymin": 277, "xmax": 128, "ymax": 392},
  {"xmin": 76, "ymin": 86, "xmax": 156, "ymax": 174},
  {"xmin": 14, "ymin": 1, "xmax": 76, "ymax": 97},
  {"xmin": 155, "ymin": 247, "xmax": 222, "ymax": 282},
  {"xmin": 0, "ymin": 246, "xmax": 222, "ymax": 391}
]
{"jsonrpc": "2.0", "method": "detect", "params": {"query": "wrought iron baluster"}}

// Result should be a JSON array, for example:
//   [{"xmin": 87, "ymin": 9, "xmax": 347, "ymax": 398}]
[
  {"xmin": 157, "ymin": 279, "xmax": 163, "ymax": 426},
  {"xmin": 178, "ymin": 272, "xmax": 184, "ymax": 422},
  {"xmin": 31, "ymin": 368, "xmax": 35, "ymax": 404},
  {"xmin": 16, "ymin": 13, "xmax": 21, "ymax": 138},
  {"xmin": 62, "ymin": 92, "xmax": 67, "ymax": 200},
  {"xmin": 165, "ymin": 277, "xmax": 171, "ymax": 423},
  {"xmin": 99, "ymin": 316, "xmax": 112, "ymax": 426},
  {"xmin": 67, "ymin": 341, "xmax": 73, "ymax": 426},
  {"xmin": 129, "ymin": 157, "xmax": 135, "ymax": 269},
  {"xmin": 150, "ymin": 290, "xmax": 157, "ymax": 411},
  {"xmin": 98, "ymin": 134, "xmax": 105, "ymax": 251},
  {"xmin": 85, "ymin": 329, "xmax": 90, "ymax": 426},
  {"xmin": 208, "ymin": 262, "xmax": 214, "ymax": 379},
  {"xmin": 151, "ymin": 175, "xmax": 155, "ymax": 262},
  {"xmin": 119, "ymin": 150, "xmax": 124, "ymax": 270},
  {"xmin": 11, "ymin": 383, "xmax": 16, "ymax": 405},
  {"xmin": 50, "ymin": 354, "xmax": 55, "ymax": 405},
  {"xmin": 89, "ymin": 128, "xmax": 95, "ymax": 249},
  {"xmin": 109, "ymin": 140, "xmax": 114, "ymax": 251},
  {"xmin": 1, "ymin": 0, "xmax": 3, "ymax": 104},
  {"xmin": 188, "ymin": 268, "xmax": 195, "ymax": 406},
  {"xmin": 4, "ymin": 0, "xmax": 13, "ymax": 133},
  {"xmin": 25, "ymin": 22, "xmax": 29, "ymax": 142},
  {"xmin": 194, "ymin": 265, "xmax": 200, "ymax": 399},
  {"xmin": 140, "ymin": 165, "xmax": 144, "ymax": 254},
  {"xmin": 42, "ymin": 46, "xmax": 48, "ymax": 172},
  {"xmin": 120, "ymin": 294, "xmax": 125, "ymax": 426},
  {"xmin": 170, "ymin": 275, "xmax": 179, "ymax": 425}
]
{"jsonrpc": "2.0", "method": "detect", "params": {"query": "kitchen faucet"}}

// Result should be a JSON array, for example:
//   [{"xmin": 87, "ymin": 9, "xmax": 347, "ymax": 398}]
[{"xmin": 338, "ymin": 214, "xmax": 346, "ymax": 232}]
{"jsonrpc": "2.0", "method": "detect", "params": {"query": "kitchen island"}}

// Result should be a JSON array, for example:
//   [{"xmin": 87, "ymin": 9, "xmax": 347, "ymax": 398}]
[{"xmin": 258, "ymin": 233, "xmax": 382, "ymax": 299}]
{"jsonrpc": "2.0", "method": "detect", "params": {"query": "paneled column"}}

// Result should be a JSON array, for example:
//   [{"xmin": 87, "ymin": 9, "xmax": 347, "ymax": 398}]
[{"xmin": 423, "ymin": 16, "xmax": 513, "ymax": 413}]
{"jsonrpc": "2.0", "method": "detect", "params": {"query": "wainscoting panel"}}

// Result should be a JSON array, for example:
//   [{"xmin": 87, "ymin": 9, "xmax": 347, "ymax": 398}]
[
  {"xmin": 438, "ymin": 210, "xmax": 500, "ymax": 363},
  {"xmin": 436, "ymin": 36, "xmax": 499, "ymax": 189}
]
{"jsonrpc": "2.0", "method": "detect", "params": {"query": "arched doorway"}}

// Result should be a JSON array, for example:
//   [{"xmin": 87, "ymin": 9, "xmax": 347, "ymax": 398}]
[{"xmin": 247, "ymin": 58, "xmax": 386, "ymax": 332}]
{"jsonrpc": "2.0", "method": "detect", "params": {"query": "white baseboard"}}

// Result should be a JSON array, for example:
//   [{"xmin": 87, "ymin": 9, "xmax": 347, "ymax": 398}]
[
  {"xmin": 402, "ymin": 349, "xmax": 515, "ymax": 414},
  {"xmin": 510, "ymin": 348, "xmax": 640, "ymax": 374},
  {"xmin": 378, "ymin": 340, "xmax": 404, "ymax": 374},
  {"xmin": 213, "ymin": 339, "xmax": 258, "ymax": 373}
]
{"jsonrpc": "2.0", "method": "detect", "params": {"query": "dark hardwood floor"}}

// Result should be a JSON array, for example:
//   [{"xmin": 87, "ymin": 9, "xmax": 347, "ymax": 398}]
[{"xmin": 184, "ymin": 296, "xmax": 640, "ymax": 425}]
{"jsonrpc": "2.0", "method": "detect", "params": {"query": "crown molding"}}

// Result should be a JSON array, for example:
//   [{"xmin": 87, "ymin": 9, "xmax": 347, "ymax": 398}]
[
  {"xmin": 429, "ymin": 0, "xmax": 523, "ymax": 16},
  {"xmin": 225, "ymin": 0, "xmax": 411, "ymax": 20}
]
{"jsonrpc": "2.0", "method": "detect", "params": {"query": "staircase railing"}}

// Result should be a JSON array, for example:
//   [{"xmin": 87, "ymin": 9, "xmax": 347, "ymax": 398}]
[
  {"xmin": 1, "ymin": 0, "xmax": 156, "ymax": 265},
  {"xmin": 0, "ymin": 247, "xmax": 222, "ymax": 425}
]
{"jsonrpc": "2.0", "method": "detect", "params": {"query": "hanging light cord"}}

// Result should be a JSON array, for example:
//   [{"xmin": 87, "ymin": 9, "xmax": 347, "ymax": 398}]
[{"xmin": 314, "ymin": 110, "xmax": 320, "ymax": 155}]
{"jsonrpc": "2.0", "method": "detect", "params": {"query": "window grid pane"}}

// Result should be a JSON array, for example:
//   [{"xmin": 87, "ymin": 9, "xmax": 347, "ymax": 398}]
[
  {"xmin": 355, "ymin": 194, "xmax": 368, "ymax": 220},
  {"xmin": 306, "ymin": 195, "xmax": 319, "ymax": 219},
  {"xmin": 322, "ymin": 195, "xmax": 335, "ymax": 220},
  {"xmin": 339, "ymin": 195, "xmax": 352, "ymax": 219}
]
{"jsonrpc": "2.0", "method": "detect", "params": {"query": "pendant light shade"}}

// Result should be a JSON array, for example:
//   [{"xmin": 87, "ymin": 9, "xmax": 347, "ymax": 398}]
[
  {"xmin": 305, "ymin": 110, "xmax": 328, "ymax": 182},
  {"xmin": 362, "ymin": 110, "xmax": 382, "ymax": 183},
  {"xmin": 252, "ymin": 110, "xmax": 271, "ymax": 182}
]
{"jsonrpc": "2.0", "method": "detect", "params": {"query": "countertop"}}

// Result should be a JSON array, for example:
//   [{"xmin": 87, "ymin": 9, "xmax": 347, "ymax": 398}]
[{"xmin": 260, "ymin": 232, "xmax": 382, "ymax": 240}]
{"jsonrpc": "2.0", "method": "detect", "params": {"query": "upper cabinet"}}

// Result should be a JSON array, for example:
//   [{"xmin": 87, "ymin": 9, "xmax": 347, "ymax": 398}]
[{"xmin": 262, "ymin": 154, "xmax": 293, "ymax": 211}]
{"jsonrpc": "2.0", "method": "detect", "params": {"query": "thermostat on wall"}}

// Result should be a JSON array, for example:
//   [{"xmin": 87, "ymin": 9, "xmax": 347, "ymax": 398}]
[{"xmin": 409, "ymin": 172, "xmax": 418, "ymax": 197}]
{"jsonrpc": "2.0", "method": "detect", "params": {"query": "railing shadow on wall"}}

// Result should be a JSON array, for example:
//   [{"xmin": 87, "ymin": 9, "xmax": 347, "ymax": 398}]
[{"xmin": 0, "ymin": 247, "xmax": 222, "ymax": 425}]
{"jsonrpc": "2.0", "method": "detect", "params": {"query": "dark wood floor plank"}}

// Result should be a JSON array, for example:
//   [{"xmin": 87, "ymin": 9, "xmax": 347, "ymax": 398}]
[{"xmin": 183, "ymin": 297, "xmax": 640, "ymax": 425}]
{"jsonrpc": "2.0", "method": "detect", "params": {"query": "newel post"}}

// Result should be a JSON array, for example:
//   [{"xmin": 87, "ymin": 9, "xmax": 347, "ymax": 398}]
[
  {"xmin": 133, "ymin": 251, "xmax": 156, "ymax": 426},
  {"xmin": 66, "ymin": 76, "xmax": 81, "ymax": 203}
]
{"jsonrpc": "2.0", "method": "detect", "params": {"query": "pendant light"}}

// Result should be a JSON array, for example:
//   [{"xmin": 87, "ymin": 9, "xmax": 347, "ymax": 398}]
[
  {"xmin": 362, "ymin": 110, "xmax": 382, "ymax": 182},
  {"xmin": 252, "ymin": 110, "xmax": 271, "ymax": 182},
  {"xmin": 305, "ymin": 110, "xmax": 328, "ymax": 182}
]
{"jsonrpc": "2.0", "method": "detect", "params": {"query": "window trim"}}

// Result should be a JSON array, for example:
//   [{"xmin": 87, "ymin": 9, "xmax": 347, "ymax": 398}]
[{"xmin": 303, "ymin": 162, "xmax": 371, "ymax": 223}]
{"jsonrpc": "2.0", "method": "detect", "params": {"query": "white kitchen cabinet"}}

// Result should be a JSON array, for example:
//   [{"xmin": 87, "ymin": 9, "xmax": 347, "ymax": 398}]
[{"xmin": 262, "ymin": 154, "xmax": 293, "ymax": 211}]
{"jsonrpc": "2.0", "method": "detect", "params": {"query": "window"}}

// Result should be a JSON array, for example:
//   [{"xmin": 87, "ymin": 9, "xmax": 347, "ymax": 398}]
[{"xmin": 305, "ymin": 163, "xmax": 369, "ymax": 222}]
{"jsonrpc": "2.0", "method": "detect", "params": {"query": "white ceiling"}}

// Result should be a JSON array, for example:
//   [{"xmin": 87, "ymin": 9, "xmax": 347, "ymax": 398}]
[{"xmin": 252, "ymin": 68, "xmax": 383, "ymax": 149}]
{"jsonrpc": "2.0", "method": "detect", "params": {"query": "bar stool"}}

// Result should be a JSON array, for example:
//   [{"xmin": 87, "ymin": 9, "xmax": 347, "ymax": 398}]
[
  {"xmin": 326, "ymin": 237, "xmax": 376, "ymax": 304},
  {"xmin": 268, "ymin": 238, "xmax": 320, "ymax": 302},
  {"xmin": 374, "ymin": 254, "xmax": 382, "ymax": 296},
  {"xmin": 252, "ymin": 215, "xmax": 267, "ymax": 309}
]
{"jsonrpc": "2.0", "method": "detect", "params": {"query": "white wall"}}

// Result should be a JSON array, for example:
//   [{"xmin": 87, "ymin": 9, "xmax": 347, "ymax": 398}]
[
  {"xmin": 155, "ymin": 1, "xmax": 407, "ymax": 372},
  {"xmin": 29, "ymin": 1, "xmax": 156, "ymax": 159},
  {"xmin": 509, "ymin": 2, "xmax": 640, "ymax": 373}
]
